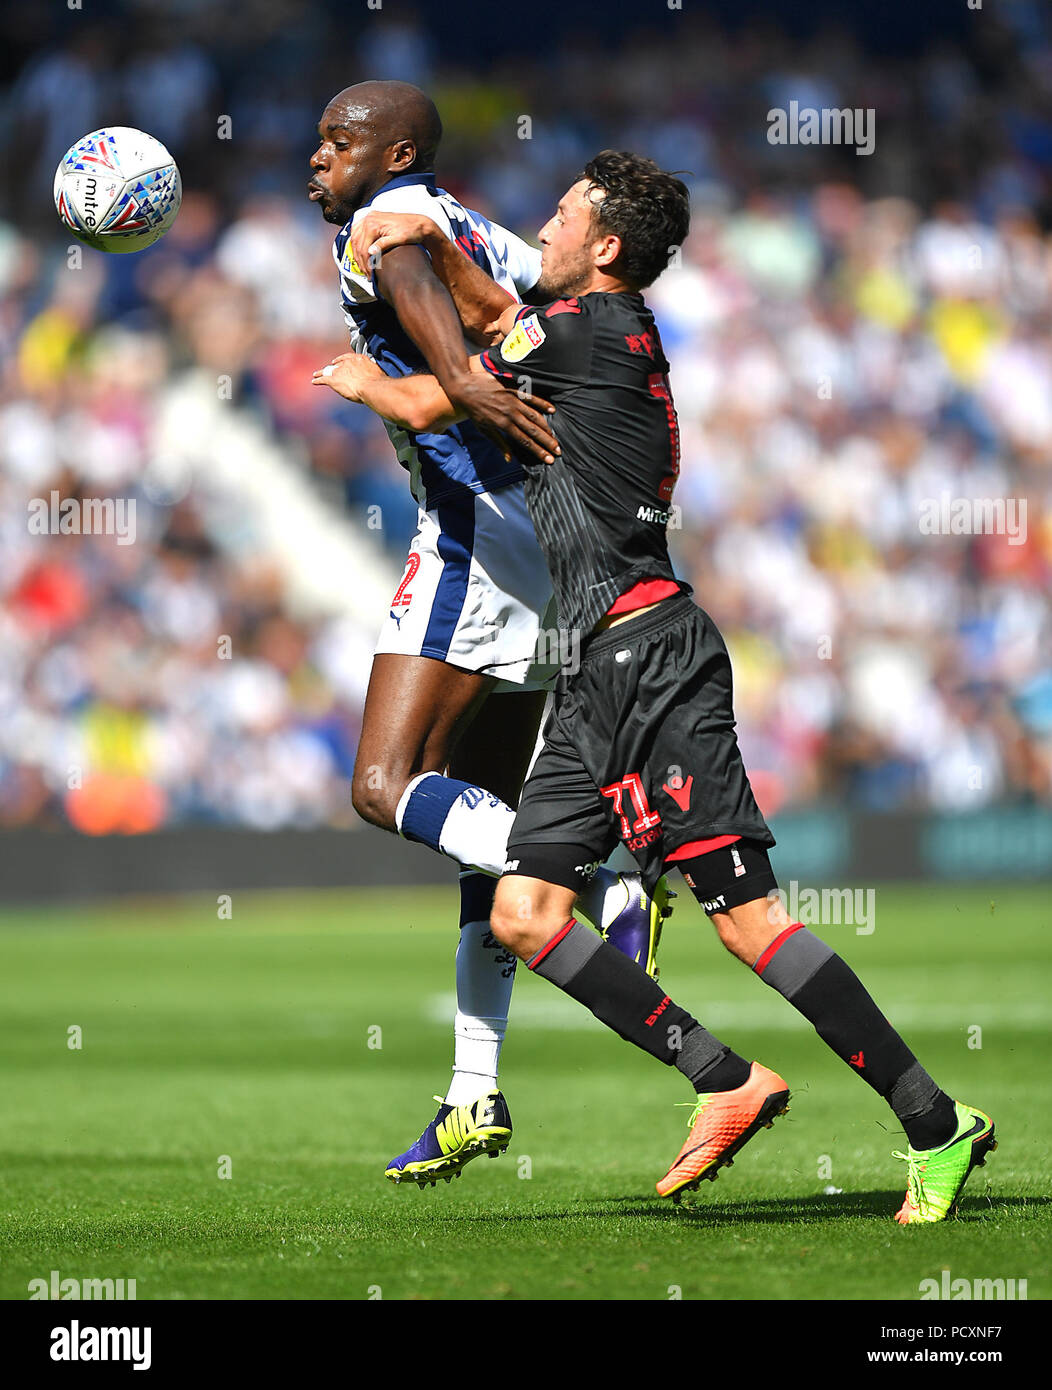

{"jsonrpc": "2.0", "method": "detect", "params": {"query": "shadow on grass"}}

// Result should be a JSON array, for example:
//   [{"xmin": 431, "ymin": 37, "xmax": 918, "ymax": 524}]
[{"xmin": 443, "ymin": 1191, "xmax": 1045, "ymax": 1226}]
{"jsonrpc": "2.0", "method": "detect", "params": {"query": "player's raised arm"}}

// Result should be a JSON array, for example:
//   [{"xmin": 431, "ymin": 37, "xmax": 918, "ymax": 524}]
[
  {"xmin": 370, "ymin": 243, "xmax": 558, "ymax": 462},
  {"xmin": 353, "ymin": 212, "xmax": 519, "ymax": 345},
  {"xmin": 312, "ymin": 352, "xmax": 558, "ymax": 458}
]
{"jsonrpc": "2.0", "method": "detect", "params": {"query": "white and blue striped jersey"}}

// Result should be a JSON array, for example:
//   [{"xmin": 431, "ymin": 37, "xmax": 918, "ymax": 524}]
[{"xmin": 333, "ymin": 173, "xmax": 542, "ymax": 509}]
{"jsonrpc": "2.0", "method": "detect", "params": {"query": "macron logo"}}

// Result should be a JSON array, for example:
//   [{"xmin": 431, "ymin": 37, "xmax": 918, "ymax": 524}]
[{"xmin": 662, "ymin": 775, "xmax": 693, "ymax": 812}]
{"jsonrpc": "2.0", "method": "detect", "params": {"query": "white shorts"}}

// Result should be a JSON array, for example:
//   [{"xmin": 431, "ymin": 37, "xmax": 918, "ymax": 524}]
[{"xmin": 374, "ymin": 482, "xmax": 560, "ymax": 690}]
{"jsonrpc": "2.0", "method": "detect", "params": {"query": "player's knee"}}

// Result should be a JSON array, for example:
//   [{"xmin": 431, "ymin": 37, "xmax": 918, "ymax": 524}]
[
  {"xmin": 489, "ymin": 899, "xmax": 524, "ymax": 952},
  {"xmin": 350, "ymin": 766, "xmax": 399, "ymax": 832},
  {"xmin": 490, "ymin": 894, "xmax": 544, "ymax": 959},
  {"xmin": 712, "ymin": 915, "xmax": 751, "ymax": 963},
  {"xmin": 711, "ymin": 899, "xmax": 783, "ymax": 966}
]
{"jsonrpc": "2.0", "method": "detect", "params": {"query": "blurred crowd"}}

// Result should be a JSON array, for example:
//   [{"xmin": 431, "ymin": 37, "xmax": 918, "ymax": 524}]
[{"xmin": 1, "ymin": 1, "xmax": 1050, "ymax": 829}]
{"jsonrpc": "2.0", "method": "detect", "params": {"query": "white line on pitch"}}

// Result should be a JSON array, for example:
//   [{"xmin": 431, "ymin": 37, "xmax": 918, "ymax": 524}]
[{"xmin": 426, "ymin": 994, "xmax": 1052, "ymax": 1032}]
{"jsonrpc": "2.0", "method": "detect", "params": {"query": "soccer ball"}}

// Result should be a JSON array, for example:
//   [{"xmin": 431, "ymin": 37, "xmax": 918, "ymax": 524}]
[{"xmin": 53, "ymin": 127, "xmax": 181, "ymax": 254}]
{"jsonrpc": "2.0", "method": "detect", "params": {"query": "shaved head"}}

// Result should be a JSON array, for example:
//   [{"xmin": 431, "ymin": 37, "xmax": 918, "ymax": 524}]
[
  {"xmin": 309, "ymin": 80, "xmax": 443, "ymax": 224},
  {"xmin": 326, "ymin": 80, "xmax": 442, "ymax": 171}
]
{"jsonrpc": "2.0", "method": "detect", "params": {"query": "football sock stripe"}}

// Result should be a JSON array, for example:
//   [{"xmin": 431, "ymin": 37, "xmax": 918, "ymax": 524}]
[{"xmin": 396, "ymin": 771, "xmax": 516, "ymax": 877}]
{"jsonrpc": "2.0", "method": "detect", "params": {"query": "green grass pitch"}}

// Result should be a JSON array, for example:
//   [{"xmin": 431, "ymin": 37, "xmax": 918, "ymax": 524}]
[{"xmin": 0, "ymin": 881, "xmax": 1048, "ymax": 1301}]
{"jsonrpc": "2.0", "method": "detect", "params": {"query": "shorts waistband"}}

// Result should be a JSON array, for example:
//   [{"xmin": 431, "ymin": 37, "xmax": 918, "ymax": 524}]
[{"xmin": 580, "ymin": 593, "xmax": 697, "ymax": 663}]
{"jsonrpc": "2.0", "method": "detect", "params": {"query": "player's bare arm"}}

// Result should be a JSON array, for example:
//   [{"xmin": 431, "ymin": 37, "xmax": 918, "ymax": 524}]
[
  {"xmin": 311, "ymin": 351, "xmax": 459, "ymax": 431},
  {"xmin": 373, "ymin": 245, "xmax": 559, "ymax": 462},
  {"xmin": 312, "ymin": 351, "xmax": 557, "ymax": 452},
  {"xmin": 352, "ymin": 211, "xmax": 520, "ymax": 344}
]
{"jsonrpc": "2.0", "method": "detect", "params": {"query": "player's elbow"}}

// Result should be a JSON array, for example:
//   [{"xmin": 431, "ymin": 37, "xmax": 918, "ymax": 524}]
[
  {"xmin": 467, "ymin": 317, "xmax": 506, "ymax": 348},
  {"xmin": 402, "ymin": 402, "xmax": 446, "ymax": 433},
  {"xmin": 399, "ymin": 394, "xmax": 458, "ymax": 434}
]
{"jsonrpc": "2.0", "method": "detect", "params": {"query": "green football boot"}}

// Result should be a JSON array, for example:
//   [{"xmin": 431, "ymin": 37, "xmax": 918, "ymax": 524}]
[{"xmin": 892, "ymin": 1102, "xmax": 996, "ymax": 1224}]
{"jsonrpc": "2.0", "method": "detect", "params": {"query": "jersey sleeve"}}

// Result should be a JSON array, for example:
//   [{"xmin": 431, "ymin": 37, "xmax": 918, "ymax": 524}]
[
  {"xmin": 484, "ymin": 222, "xmax": 542, "ymax": 293},
  {"xmin": 478, "ymin": 298, "xmax": 594, "ymax": 399}
]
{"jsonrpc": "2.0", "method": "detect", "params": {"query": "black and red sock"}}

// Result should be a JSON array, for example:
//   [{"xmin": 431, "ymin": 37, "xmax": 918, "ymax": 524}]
[
  {"xmin": 528, "ymin": 920, "xmax": 750, "ymax": 1092},
  {"xmin": 755, "ymin": 924, "xmax": 956, "ymax": 1149}
]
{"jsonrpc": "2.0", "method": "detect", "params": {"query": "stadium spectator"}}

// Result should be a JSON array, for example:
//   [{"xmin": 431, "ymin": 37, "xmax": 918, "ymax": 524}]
[{"xmin": 1, "ymin": 7, "xmax": 1049, "ymax": 829}]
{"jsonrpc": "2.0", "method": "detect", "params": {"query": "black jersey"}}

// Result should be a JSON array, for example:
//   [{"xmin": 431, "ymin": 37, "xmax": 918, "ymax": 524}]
[{"xmin": 479, "ymin": 292, "xmax": 685, "ymax": 638}]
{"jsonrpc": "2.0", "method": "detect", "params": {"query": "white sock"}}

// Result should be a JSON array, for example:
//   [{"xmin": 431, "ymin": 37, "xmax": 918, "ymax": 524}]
[
  {"xmin": 444, "ymin": 879, "xmax": 517, "ymax": 1106},
  {"xmin": 394, "ymin": 774, "xmax": 641, "ymax": 1101}
]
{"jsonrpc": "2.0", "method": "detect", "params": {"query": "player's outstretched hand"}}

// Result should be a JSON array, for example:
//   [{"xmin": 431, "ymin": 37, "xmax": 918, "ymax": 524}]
[
  {"xmin": 448, "ymin": 371, "xmax": 561, "ymax": 465},
  {"xmin": 351, "ymin": 211, "xmax": 441, "ymax": 276},
  {"xmin": 311, "ymin": 352, "xmax": 384, "ymax": 402}
]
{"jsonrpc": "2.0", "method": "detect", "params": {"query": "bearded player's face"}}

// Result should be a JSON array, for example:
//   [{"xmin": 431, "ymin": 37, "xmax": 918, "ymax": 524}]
[
  {"xmin": 535, "ymin": 180, "xmax": 609, "ymax": 298},
  {"xmin": 308, "ymin": 105, "xmax": 390, "ymax": 225}
]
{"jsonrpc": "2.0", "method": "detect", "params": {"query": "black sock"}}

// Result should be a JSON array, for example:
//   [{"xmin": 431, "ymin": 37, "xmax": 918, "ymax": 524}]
[
  {"xmin": 755, "ymin": 925, "xmax": 957, "ymax": 1148},
  {"xmin": 528, "ymin": 921, "xmax": 750, "ymax": 1091}
]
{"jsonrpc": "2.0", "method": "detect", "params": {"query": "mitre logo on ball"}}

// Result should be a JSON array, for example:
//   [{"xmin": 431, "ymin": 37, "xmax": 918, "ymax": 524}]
[{"xmin": 53, "ymin": 126, "xmax": 182, "ymax": 254}]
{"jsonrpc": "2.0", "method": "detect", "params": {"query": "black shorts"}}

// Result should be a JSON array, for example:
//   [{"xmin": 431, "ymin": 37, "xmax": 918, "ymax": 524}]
[{"xmin": 505, "ymin": 594, "xmax": 775, "ymax": 896}]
